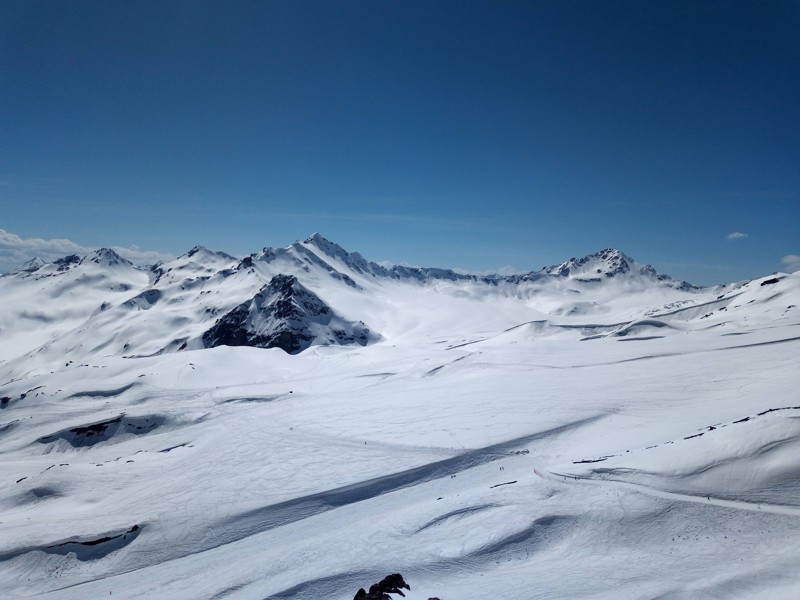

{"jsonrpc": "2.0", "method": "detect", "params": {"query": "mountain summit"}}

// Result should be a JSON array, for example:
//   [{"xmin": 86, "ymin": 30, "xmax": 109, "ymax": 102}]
[{"xmin": 536, "ymin": 247, "xmax": 691, "ymax": 285}]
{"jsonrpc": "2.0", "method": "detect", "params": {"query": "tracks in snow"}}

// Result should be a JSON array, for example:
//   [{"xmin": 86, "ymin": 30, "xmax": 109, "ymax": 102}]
[{"xmin": 535, "ymin": 466, "xmax": 800, "ymax": 518}]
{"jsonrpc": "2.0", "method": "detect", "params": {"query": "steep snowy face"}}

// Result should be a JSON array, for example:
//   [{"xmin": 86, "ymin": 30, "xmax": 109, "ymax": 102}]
[
  {"xmin": 202, "ymin": 274, "xmax": 375, "ymax": 354},
  {"xmin": 302, "ymin": 233, "xmax": 378, "ymax": 276}
]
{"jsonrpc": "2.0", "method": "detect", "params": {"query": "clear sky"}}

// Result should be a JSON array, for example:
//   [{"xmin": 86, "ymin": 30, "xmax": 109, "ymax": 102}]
[{"xmin": 1, "ymin": 1, "xmax": 798, "ymax": 284}]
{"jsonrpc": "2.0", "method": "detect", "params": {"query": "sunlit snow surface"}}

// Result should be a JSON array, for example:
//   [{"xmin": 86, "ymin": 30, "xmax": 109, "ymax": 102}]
[{"xmin": 1, "ymin": 241, "xmax": 799, "ymax": 599}]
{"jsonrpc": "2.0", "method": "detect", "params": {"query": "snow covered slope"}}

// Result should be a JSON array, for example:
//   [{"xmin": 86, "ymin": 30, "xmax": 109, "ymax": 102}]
[{"xmin": 1, "ymin": 236, "xmax": 799, "ymax": 599}]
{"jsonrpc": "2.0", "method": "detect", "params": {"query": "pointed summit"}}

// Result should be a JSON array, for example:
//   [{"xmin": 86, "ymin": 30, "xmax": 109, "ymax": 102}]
[
  {"xmin": 535, "ymin": 248, "xmax": 696, "ymax": 289},
  {"xmin": 302, "ymin": 233, "xmax": 350, "ymax": 259},
  {"xmin": 542, "ymin": 248, "xmax": 638, "ymax": 279},
  {"xmin": 14, "ymin": 256, "xmax": 45, "ymax": 274},
  {"xmin": 304, "ymin": 232, "xmax": 327, "ymax": 245},
  {"xmin": 82, "ymin": 248, "xmax": 132, "ymax": 268},
  {"xmin": 183, "ymin": 245, "xmax": 236, "ymax": 261},
  {"xmin": 299, "ymin": 233, "xmax": 376, "ymax": 276}
]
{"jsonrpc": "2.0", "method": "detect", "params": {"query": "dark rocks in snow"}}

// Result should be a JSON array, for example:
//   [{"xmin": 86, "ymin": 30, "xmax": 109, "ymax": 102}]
[
  {"xmin": 353, "ymin": 573, "xmax": 411, "ymax": 600},
  {"xmin": 761, "ymin": 277, "xmax": 781, "ymax": 286},
  {"xmin": 202, "ymin": 274, "xmax": 374, "ymax": 354},
  {"xmin": 122, "ymin": 288, "xmax": 162, "ymax": 310},
  {"xmin": 37, "ymin": 414, "xmax": 163, "ymax": 448},
  {"xmin": 54, "ymin": 255, "xmax": 81, "ymax": 271},
  {"xmin": 43, "ymin": 524, "xmax": 141, "ymax": 561}
]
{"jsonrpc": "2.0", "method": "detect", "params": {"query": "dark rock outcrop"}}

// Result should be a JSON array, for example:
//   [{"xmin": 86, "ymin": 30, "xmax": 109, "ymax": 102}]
[
  {"xmin": 353, "ymin": 573, "xmax": 411, "ymax": 600},
  {"xmin": 202, "ymin": 274, "xmax": 375, "ymax": 354}
]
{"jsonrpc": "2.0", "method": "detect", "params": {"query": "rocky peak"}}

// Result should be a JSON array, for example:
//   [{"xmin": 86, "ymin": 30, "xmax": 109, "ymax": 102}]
[
  {"xmin": 183, "ymin": 246, "xmax": 237, "ymax": 261},
  {"xmin": 53, "ymin": 254, "xmax": 82, "ymax": 272},
  {"xmin": 201, "ymin": 273, "xmax": 375, "ymax": 354},
  {"xmin": 301, "ymin": 233, "xmax": 352, "ymax": 263},
  {"xmin": 186, "ymin": 245, "xmax": 208, "ymax": 258},
  {"xmin": 82, "ymin": 248, "xmax": 131, "ymax": 268},
  {"xmin": 542, "ymin": 248, "xmax": 633, "ymax": 278}
]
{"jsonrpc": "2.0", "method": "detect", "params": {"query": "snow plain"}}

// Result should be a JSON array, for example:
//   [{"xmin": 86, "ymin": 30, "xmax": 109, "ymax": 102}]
[{"xmin": 1, "ymin": 237, "xmax": 799, "ymax": 599}]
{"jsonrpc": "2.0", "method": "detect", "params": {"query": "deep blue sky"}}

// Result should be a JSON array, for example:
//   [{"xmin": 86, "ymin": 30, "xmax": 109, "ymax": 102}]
[{"xmin": 2, "ymin": 0, "xmax": 798, "ymax": 284}]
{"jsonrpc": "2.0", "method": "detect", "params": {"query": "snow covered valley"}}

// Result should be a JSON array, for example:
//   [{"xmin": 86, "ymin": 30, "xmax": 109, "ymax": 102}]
[{"xmin": 1, "ymin": 236, "xmax": 799, "ymax": 599}]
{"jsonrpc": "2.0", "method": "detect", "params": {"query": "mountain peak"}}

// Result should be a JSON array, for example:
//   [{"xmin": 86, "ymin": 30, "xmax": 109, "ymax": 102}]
[
  {"xmin": 14, "ymin": 256, "xmax": 45, "ymax": 274},
  {"xmin": 541, "ymin": 248, "xmax": 651, "ymax": 280},
  {"xmin": 82, "ymin": 248, "xmax": 131, "ymax": 267},
  {"xmin": 304, "ymin": 232, "xmax": 327, "ymax": 245},
  {"xmin": 302, "ymin": 233, "xmax": 349, "ymax": 258},
  {"xmin": 183, "ymin": 245, "xmax": 237, "ymax": 261},
  {"xmin": 186, "ymin": 245, "xmax": 210, "ymax": 258},
  {"xmin": 202, "ymin": 272, "xmax": 375, "ymax": 354}
]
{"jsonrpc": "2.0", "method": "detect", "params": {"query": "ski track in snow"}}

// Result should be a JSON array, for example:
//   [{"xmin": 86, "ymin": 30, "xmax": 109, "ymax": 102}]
[{"xmin": 536, "ymin": 467, "xmax": 800, "ymax": 518}]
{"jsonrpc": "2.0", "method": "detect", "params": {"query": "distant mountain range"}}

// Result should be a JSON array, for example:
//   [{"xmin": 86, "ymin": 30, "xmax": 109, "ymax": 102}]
[{"xmin": 0, "ymin": 234, "xmax": 793, "ymax": 372}]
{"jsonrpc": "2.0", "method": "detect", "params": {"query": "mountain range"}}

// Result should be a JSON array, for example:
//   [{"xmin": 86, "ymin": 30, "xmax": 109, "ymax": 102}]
[{"xmin": 1, "ymin": 234, "xmax": 711, "ymax": 366}]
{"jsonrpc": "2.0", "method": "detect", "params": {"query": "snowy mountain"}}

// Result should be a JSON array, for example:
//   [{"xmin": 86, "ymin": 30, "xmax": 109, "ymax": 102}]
[
  {"xmin": 202, "ymin": 274, "xmax": 376, "ymax": 354},
  {"xmin": 538, "ymin": 247, "xmax": 697, "ymax": 289},
  {"xmin": 1, "ymin": 235, "xmax": 799, "ymax": 599}
]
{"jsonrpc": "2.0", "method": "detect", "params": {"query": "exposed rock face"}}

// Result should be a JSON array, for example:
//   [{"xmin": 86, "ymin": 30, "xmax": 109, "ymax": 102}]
[
  {"xmin": 202, "ymin": 274, "xmax": 375, "ymax": 354},
  {"xmin": 353, "ymin": 573, "xmax": 411, "ymax": 600},
  {"xmin": 54, "ymin": 255, "xmax": 82, "ymax": 272},
  {"xmin": 351, "ymin": 573, "xmax": 440, "ymax": 600}
]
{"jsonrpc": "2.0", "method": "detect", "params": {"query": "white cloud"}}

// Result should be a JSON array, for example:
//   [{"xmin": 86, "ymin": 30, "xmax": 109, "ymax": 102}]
[
  {"xmin": 0, "ymin": 228, "xmax": 173, "ymax": 273},
  {"xmin": 782, "ymin": 255, "xmax": 800, "ymax": 272},
  {"xmin": 726, "ymin": 232, "xmax": 748, "ymax": 240}
]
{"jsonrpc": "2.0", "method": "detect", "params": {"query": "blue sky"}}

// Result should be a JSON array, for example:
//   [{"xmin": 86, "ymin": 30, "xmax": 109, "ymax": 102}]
[{"xmin": 1, "ymin": 1, "xmax": 798, "ymax": 284}]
